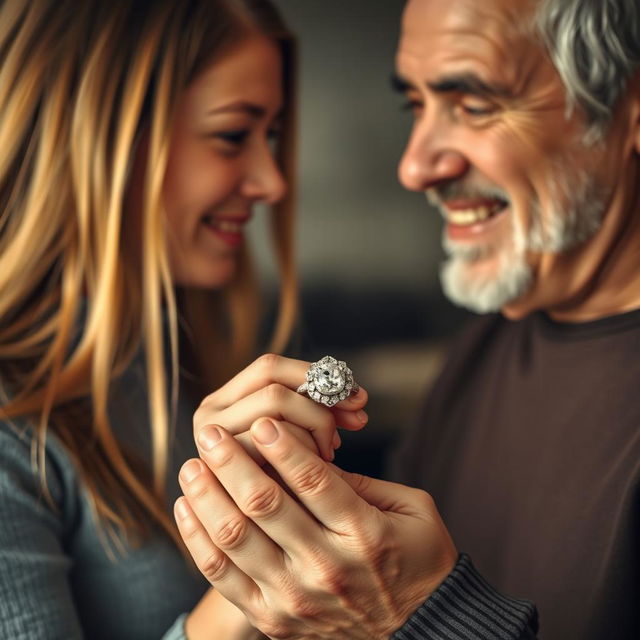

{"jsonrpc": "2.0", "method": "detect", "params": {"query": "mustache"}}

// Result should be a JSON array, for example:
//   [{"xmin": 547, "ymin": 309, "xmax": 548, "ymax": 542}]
[{"xmin": 427, "ymin": 180, "xmax": 510, "ymax": 205}]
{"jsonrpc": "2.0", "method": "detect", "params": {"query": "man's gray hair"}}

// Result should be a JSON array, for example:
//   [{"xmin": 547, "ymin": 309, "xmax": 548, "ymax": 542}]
[{"xmin": 535, "ymin": 0, "xmax": 640, "ymax": 141}]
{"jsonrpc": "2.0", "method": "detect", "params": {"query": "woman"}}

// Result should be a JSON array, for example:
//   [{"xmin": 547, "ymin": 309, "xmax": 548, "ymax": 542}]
[{"xmin": 0, "ymin": 1, "xmax": 367, "ymax": 637}]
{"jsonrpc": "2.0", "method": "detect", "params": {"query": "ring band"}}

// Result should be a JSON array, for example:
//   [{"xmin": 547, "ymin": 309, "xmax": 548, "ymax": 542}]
[{"xmin": 297, "ymin": 355, "xmax": 359, "ymax": 407}]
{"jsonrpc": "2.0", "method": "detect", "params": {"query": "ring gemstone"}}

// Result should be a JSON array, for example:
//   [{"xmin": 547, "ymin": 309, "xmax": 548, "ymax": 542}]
[{"xmin": 299, "ymin": 356, "xmax": 358, "ymax": 407}]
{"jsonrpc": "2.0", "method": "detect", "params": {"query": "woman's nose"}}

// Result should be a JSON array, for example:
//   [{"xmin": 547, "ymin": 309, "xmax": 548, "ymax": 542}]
[{"xmin": 241, "ymin": 142, "xmax": 287, "ymax": 204}]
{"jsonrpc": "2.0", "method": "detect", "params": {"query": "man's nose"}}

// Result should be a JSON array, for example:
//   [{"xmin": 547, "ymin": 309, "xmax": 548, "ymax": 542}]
[
  {"xmin": 241, "ymin": 143, "xmax": 287, "ymax": 204},
  {"xmin": 398, "ymin": 119, "xmax": 469, "ymax": 192}
]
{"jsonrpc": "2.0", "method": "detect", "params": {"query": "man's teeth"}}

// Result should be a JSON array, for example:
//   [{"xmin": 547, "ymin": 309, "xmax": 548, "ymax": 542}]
[{"xmin": 446, "ymin": 205, "xmax": 504, "ymax": 226}]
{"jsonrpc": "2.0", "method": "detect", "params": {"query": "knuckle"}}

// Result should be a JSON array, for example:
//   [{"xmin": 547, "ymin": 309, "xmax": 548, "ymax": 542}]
[
  {"xmin": 195, "ymin": 395, "xmax": 210, "ymax": 412},
  {"xmin": 192, "ymin": 407, "xmax": 205, "ymax": 432},
  {"xmin": 367, "ymin": 523, "xmax": 389, "ymax": 551},
  {"xmin": 263, "ymin": 382, "xmax": 287, "ymax": 404},
  {"xmin": 349, "ymin": 471, "xmax": 372, "ymax": 494},
  {"xmin": 330, "ymin": 517, "xmax": 389, "ymax": 565},
  {"xmin": 208, "ymin": 443, "xmax": 234, "ymax": 468},
  {"xmin": 290, "ymin": 460, "xmax": 332, "ymax": 496},
  {"xmin": 288, "ymin": 593, "xmax": 323, "ymax": 619},
  {"xmin": 414, "ymin": 488, "xmax": 436, "ymax": 511},
  {"xmin": 200, "ymin": 550, "xmax": 228, "ymax": 583},
  {"xmin": 186, "ymin": 477, "xmax": 213, "ymax": 503},
  {"xmin": 257, "ymin": 616, "xmax": 287, "ymax": 639},
  {"xmin": 215, "ymin": 516, "xmax": 249, "ymax": 550},
  {"xmin": 243, "ymin": 483, "xmax": 283, "ymax": 518},
  {"xmin": 359, "ymin": 527, "xmax": 389, "ymax": 563},
  {"xmin": 315, "ymin": 565, "xmax": 350, "ymax": 597},
  {"xmin": 352, "ymin": 517, "xmax": 391, "ymax": 559},
  {"xmin": 193, "ymin": 403, "xmax": 216, "ymax": 434},
  {"xmin": 195, "ymin": 392, "xmax": 217, "ymax": 415},
  {"xmin": 179, "ymin": 518, "xmax": 202, "ymax": 543},
  {"xmin": 255, "ymin": 353, "xmax": 281, "ymax": 379}
]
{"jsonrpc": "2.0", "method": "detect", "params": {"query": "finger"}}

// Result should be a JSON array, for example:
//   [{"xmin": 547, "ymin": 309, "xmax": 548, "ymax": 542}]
[
  {"xmin": 196, "ymin": 426, "xmax": 325, "ymax": 557},
  {"xmin": 235, "ymin": 421, "xmax": 317, "ymax": 466},
  {"xmin": 331, "ymin": 404, "xmax": 368, "ymax": 432},
  {"xmin": 329, "ymin": 466, "xmax": 429, "ymax": 515},
  {"xmin": 173, "ymin": 495, "xmax": 260, "ymax": 604},
  {"xmin": 208, "ymin": 385, "xmax": 338, "ymax": 460},
  {"xmin": 249, "ymin": 418, "xmax": 375, "ymax": 534},
  {"xmin": 202, "ymin": 354, "xmax": 309, "ymax": 409},
  {"xmin": 327, "ymin": 383, "xmax": 369, "ymax": 432},
  {"xmin": 332, "ymin": 385, "xmax": 369, "ymax": 412},
  {"xmin": 179, "ymin": 458, "xmax": 286, "ymax": 584},
  {"xmin": 198, "ymin": 353, "xmax": 368, "ymax": 414}
]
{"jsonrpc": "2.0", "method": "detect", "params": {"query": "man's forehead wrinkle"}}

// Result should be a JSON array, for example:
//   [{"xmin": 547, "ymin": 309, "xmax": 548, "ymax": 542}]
[
  {"xmin": 397, "ymin": 30, "xmax": 524, "ymax": 96},
  {"xmin": 398, "ymin": 0, "xmax": 546, "ymax": 100}
]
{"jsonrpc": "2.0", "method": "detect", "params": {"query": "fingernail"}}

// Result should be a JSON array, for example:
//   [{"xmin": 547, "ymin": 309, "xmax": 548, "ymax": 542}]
[
  {"xmin": 252, "ymin": 419, "xmax": 279, "ymax": 445},
  {"xmin": 198, "ymin": 425, "xmax": 222, "ymax": 451},
  {"xmin": 174, "ymin": 497, "xmax": 190, "ymax": 520},
  {"xmin": 357, "ymin": 410, "xmax": 368, "ymax": 424},
  {"xmin": 180, "ymin": 459, "xmax": 202, "ymax": 483},
  {"xmin": 333, "ymin": 431, "xmax": 342, "ymax": 449}
]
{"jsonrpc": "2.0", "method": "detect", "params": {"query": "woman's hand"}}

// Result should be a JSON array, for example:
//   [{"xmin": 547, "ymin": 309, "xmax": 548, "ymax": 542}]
[
  {"xmin": 193, "ymin": 354, "xmax": 368, "ymax": 463},
  {"xmin": 175, "ymin": 418, "xmax": 458, "ymax": 640},
  {"xmin": 185, "ymin": 588, "xmax": 265, "ymax": 640}
]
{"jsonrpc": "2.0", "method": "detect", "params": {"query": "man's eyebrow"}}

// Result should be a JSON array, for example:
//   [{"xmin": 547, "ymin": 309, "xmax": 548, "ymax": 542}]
[
  {"xmin": 391, "ymin": 71, "xmax": 512, "ymax": 99},
  {"xmin": 390, "ymin": 72, "xmax": 414, "ymax": 94},
  {"xmin": 428, "ymin": 74, "xmax": 512, "ymax": 98}
]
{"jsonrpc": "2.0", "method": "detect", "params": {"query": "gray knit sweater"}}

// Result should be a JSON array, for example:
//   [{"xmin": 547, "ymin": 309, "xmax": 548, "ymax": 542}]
[{"xmin": 0, "ymin": 357, "xmax": 208, "ymax": 639}]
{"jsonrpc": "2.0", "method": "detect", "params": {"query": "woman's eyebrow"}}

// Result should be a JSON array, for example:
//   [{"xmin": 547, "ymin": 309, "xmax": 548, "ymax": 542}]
[{"xmin": 207, "ymin": 101, "xmax": 267, "ymax": 117}]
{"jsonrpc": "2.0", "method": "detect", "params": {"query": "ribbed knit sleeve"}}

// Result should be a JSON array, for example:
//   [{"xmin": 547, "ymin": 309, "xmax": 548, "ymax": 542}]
[
  {"xmin": 391, "ymin": 554, "xmax": 538, "ymax": 640},
  {"xmin": 0, "ymin": 424, "xmax": 84, "ymax": 639},
  {"xmin": 0, "ymin": 422, "xmax": 202, "ymax": 639}
]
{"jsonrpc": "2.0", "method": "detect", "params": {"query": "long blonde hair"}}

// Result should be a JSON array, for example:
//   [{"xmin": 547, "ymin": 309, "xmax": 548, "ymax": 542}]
[{"xmin": 0, "ymin": 0, "xmax": 297, "ymax": 550}]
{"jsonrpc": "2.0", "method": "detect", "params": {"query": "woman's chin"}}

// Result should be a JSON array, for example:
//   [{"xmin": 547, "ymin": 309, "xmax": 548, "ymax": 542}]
[{"xmin": 172, "ymin": 260, "xmax": 237, "ymax": 290}]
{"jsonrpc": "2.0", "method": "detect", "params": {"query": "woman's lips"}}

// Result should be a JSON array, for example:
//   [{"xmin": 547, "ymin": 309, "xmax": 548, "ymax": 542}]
[{"xmin": 202, "ymin": 215, "xmax": 251, "ymax": 248}]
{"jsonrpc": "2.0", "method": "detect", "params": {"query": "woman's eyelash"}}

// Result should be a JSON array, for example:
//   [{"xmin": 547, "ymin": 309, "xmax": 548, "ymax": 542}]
[{"xmin": 211, "ymin": 128, "xmax": 281, "ymax": 147}]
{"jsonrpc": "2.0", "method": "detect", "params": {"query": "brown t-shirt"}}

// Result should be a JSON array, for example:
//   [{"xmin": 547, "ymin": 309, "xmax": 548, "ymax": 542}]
[{"xmin": 390, "ymin": 310, "xmax": 640, "ymax": 640}]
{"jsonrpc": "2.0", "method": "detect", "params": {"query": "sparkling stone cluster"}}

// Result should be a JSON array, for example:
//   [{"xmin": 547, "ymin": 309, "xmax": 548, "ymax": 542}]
[{"xmin": 305, "ymin": 356, "xmax": 355, "ymax": 407}]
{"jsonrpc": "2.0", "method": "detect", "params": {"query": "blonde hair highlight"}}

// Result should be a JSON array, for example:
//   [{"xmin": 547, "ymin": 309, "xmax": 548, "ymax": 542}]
[{"xmin": 0, "ymin": 0, "xmax": 297, "ymax": 551}]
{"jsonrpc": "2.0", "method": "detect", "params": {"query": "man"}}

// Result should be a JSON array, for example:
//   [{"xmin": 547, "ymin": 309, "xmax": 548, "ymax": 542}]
[{"xmin": 176, "ymin": 0, "xmax": 640, "ymax": 638}]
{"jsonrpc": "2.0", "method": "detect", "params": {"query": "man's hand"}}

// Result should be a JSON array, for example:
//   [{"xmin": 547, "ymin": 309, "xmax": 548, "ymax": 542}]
[{"xmin": 175, "ymin": 417, "xmax": 458, "ymax": 640}]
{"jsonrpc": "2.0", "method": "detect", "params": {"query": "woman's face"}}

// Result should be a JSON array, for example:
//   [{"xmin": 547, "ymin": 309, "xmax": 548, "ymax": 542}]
[{"xmin": 160, "ymin": 34, "xmax": 286, "ymax": 288}]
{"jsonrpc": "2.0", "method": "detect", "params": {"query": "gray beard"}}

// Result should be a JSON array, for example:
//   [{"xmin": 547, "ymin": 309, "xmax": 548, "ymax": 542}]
[{"xmin": 439, "ymin": 167, "xmax": 608, "ymax": 314}]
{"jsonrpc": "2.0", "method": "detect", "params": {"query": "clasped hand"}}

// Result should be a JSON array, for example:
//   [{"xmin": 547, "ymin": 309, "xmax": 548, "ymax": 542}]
[{"xmin": 175, "ymin": 354, "xmax": 457, "ymax": 640}]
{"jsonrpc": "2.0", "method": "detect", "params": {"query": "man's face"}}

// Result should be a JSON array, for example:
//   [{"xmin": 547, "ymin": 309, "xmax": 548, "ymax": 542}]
[{"xmin": 395, "ymin": 0, "xmax": 634, "ymax": 317}]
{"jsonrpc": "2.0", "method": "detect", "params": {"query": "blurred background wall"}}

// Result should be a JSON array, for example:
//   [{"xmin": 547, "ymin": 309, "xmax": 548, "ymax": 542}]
[{"xmin": 250, "ymin": 0, "xmax": 473, "ymax": 476}]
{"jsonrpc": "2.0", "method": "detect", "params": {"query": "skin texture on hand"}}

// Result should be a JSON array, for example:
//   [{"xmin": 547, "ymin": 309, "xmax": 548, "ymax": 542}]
[{"xmin": 175, "ymin": 417, "xmax": 458, "ymax": 640}]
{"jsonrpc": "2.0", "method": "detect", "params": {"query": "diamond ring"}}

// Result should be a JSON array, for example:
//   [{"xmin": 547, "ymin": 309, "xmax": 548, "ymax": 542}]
[{"xmin": 297, "ymin": 355, "xmax": 359, "ymax": 407}]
